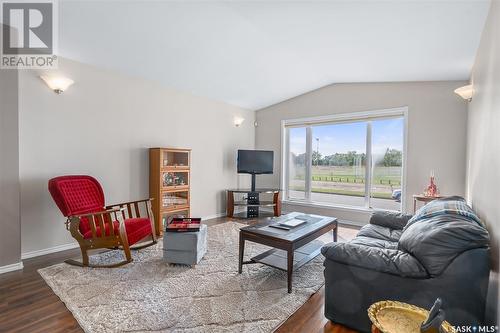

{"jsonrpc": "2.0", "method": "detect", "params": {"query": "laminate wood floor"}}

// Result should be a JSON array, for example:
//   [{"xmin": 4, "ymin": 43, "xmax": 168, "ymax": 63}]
[{"xmin": 0, "ymin": 216, "xmax": 360, "ymax": 333}]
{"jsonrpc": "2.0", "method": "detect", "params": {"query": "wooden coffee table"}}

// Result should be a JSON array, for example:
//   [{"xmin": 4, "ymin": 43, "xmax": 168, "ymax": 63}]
[{"xmin": 238, "ymin": 212, "xmax": 337, "ymax": 293}]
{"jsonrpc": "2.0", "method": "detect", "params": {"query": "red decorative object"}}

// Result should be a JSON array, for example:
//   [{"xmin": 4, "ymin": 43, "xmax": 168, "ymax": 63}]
[
  {"xmin": 424, "ymin": 171, "xmax": 439, "ymax": 197},
  {"xmin": 166, "ymin": 217, "xmax": 201, "ymax": 232},
  {"xmin": 48, "ymin": 175, "xmax": 157, "ymax": 267}
]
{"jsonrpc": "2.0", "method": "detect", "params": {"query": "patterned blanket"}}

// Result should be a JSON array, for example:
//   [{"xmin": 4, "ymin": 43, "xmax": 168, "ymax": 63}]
[{"xmin": 406, "ymin": 196, "xmax": 485, "ymax": 228}]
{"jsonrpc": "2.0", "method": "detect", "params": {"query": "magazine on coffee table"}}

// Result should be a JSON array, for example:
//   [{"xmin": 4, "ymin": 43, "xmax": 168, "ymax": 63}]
[
  {"xmin": 279, "ymin": 218, "xmax": 306, "ymax": 228},
  {"xmin": 269, "ymin": 218, "xmax": 306, "ymax": 230},
  {"xmin": 165, "ymin": 217, "xmax": 201, "ymax": 232}
]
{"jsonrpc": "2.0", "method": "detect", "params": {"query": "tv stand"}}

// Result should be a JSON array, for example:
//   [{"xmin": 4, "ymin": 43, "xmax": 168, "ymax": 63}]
[{"xmin": 226, "ymin": 189, "xmax": 281, "ymax": 218}]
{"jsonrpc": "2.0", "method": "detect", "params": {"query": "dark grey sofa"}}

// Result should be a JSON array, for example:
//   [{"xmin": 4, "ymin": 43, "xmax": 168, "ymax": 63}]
[{"xmin": 321, "ymin": 197, "xmax": 490, "ymax": 332}]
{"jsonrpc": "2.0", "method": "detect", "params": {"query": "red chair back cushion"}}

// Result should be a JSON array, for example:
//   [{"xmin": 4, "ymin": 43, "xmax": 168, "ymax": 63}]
[{"xmin": 48, "ymin": 175, "xmax": 106, "ymax": 234}]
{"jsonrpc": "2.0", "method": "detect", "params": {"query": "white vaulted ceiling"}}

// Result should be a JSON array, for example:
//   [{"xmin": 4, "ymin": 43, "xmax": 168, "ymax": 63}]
[{"xmin": 58, "ymin": 0, "xmax": 490, "ymax": 109}]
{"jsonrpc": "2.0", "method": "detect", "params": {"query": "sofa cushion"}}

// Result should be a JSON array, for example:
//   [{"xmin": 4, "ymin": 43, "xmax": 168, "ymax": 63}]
[
  {"xmin": 370, "ymin": 211, "xmax": 412, "ymax": 230},
  {"xmin": 357, "ymin": 224, "xmax": 403, "ymax": 242},
  {"xmin": 350, "ymin": 236, "xmax": 398, "ymax": 250},
  {"xmin": 398, "ymin": 197, "xmax": 490, "ymax": 276},
  {"xmin": 321, "ymin": 242, "xmax": 428, "ymax": 278}
]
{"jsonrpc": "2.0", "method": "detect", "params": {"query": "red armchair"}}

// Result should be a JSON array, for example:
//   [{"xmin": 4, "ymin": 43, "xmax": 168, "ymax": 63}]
[{"xmin": 48, "ymin": 175, "xmax": 157, "ymax": 268}]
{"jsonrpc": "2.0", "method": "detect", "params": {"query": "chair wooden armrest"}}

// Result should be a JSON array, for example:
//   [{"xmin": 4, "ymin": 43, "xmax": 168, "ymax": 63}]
[
  {"xmin": 106, "ymin": 198, "xmax": 154, "ymax": 209},
  {"xmin": 73, "ymin": 207, "xmax": 125, "ymax": 219},
  {"xmin": 106, "ymin": 198, "xmax": 154, "ymax": 217}
]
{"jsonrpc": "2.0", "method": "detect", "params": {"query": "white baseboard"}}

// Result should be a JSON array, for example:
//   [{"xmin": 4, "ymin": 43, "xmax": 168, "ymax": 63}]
[
  {"xmin": 0, "ymin": 261, "xmax": 24, "ymax": 274},
  {"xmin": 21, "ymin": 242, "xmax": 79, "ymax": 260},
  {"xmin": 202, "ymin": 208, "xmax": 246, "ymax": 221},
  {"xmin": 19, "ymin": 210, "xmax": 243, "ymax": 260},
  {"xmin": 201, "ymin": 211, "xmax": 228, "ymax": 221}
]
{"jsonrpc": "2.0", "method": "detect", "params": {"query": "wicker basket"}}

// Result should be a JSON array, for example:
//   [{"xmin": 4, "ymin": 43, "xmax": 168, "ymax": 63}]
[{"xmin": 368, "ymin": 300, "xmax": 454, "ymax": 333}]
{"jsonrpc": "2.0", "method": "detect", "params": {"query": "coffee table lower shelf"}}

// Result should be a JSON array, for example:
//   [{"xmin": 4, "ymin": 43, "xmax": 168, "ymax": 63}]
[{"xmin": 249, "ymin": 240, "xmax": 324, "ymax": 272}]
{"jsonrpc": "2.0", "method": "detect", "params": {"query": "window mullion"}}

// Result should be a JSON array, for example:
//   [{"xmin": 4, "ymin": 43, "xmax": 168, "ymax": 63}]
[
  {"xmin": 305, "ymin": 126, "xmax": 312, "ymax": 201},
  {"xmin": 284, "ymin": 128, "xmax": 290, "ymax": 200},
  {"xmin": 365, "ymin": 122, "xmax": 372, "ymax": 208}
]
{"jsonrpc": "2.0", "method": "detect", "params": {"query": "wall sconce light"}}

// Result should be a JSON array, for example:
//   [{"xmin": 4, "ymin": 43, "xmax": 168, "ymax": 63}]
[
  {"xmin": 40, "ymin": 75, "xmax": 74, "ymax": 94},
  {"xmin": 454, "ymin": 84, "xmax": 474, "ymax": 102},
  {"xmin": 234, "ymin": 117, "xmax": 245, "ymax": 127}
]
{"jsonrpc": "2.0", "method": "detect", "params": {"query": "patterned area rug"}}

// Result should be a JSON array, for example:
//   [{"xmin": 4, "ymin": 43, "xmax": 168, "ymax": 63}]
[{"xmin": 39, "ymin": 222, "xmax": 334, "ymax": 333}]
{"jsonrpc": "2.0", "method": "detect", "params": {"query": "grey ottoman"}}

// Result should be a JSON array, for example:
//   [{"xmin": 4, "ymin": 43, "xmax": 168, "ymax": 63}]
[{"xmin": 162, "ymin": 224, "xmax": 207, "ymax": 265}]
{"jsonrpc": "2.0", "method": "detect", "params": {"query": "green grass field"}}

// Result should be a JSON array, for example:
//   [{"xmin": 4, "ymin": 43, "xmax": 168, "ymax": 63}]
[
  {"xmin": 289, "ymin": 166, "xmax": 401, "ymax": 199},
  {"xmin": 292, "ymin": 166, "xmax": 402, "ymax": 186},
  {"xmin": 289, "ymin": 186, "xmax": 393, "ymax": 199}
]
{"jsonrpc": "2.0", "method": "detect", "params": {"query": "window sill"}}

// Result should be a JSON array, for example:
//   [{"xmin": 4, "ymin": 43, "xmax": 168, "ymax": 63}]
[{"xmin": 282, "ymin": 199, "xmax": 400, "ymax": 214}]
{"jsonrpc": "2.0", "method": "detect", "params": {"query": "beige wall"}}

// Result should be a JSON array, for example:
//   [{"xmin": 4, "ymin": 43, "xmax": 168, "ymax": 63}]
[
  {"xmin": 466, "ymin": 0, "xmax": 500, "ymax": 324},
  {"xmin": 19, "ymin": 58, "xmax": 255, "ymax": 255},
  {"xmin": 0, "ymin": 66, "xmax": 21, "ymax": 268},
  {"xmin": 255, "ymin": 81, "xmax": 468, "ymax": 223}
]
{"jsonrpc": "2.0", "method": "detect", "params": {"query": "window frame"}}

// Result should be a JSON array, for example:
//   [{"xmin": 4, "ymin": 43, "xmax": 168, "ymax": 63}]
[{"xmin": 281, "ymin": 107, "xmax": 408, "ymax": 213}]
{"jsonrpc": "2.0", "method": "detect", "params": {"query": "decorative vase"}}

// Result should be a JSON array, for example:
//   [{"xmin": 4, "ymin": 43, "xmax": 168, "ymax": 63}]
[{"xmin": 424, "ymin": 171, "xmax": 438, "ymax": 197}]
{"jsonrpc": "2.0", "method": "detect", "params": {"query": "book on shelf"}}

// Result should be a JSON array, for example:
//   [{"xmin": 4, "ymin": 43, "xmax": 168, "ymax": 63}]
[{"xmin": 165, "ymin": 217, "xmax": 201, "ymax": 232}]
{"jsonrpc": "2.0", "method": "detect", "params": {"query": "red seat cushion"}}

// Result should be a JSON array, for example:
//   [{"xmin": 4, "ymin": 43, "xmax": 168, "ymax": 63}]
[{"xmin": 83, "ymin": 218, "xmax": 152, "ymax": 246}]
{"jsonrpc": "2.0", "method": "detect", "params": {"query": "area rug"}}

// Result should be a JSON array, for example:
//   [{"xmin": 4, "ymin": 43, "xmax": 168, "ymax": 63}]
[{"xmin": 39, "ymin": 222, "xmax": 334, "ymax": 333}]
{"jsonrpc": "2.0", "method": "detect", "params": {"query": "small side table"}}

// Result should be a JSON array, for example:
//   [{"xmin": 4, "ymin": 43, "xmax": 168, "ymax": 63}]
[{"xmin": 413, "ymin": 194, "xmax": 444, "ymax": 213}]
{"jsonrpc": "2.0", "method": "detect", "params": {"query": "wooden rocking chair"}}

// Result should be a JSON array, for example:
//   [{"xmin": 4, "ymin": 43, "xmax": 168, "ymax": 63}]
[{"xmin": 48, "ymin": 175, "xmax": 157, "ymax": 268}]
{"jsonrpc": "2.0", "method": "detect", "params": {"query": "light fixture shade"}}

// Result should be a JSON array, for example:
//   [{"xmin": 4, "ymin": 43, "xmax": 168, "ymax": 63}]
[
  {"xmin": 454, "ymin": 84, "xmax": 474, "ymax": 101},
  {"xmin": 234, "ymin": 117, "xmax": 245, "ymax": 127},
  {"xmin": 40, "ymin": 76, "xmax": 74, "ymax": 94}
]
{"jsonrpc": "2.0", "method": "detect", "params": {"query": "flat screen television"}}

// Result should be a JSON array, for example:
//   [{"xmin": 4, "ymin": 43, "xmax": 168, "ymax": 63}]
[
  {"xmin": 237, "ymin": 150, "xmax": 273, "ymax": 174},
  {"xmin": 237, "ymin": 150, "xmax": 273, "ymax": 191}
]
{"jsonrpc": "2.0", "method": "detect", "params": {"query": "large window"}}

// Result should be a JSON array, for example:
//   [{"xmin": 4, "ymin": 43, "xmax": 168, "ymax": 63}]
[{"xmin": 283, "ymin": 109, "xmax": 406, "ymax": 211}]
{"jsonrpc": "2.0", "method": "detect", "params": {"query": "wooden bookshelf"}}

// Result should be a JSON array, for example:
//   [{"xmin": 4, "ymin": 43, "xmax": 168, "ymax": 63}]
[{"xmin": 149, "ymin": 148, "xmax": 191, "ymax": 236}]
